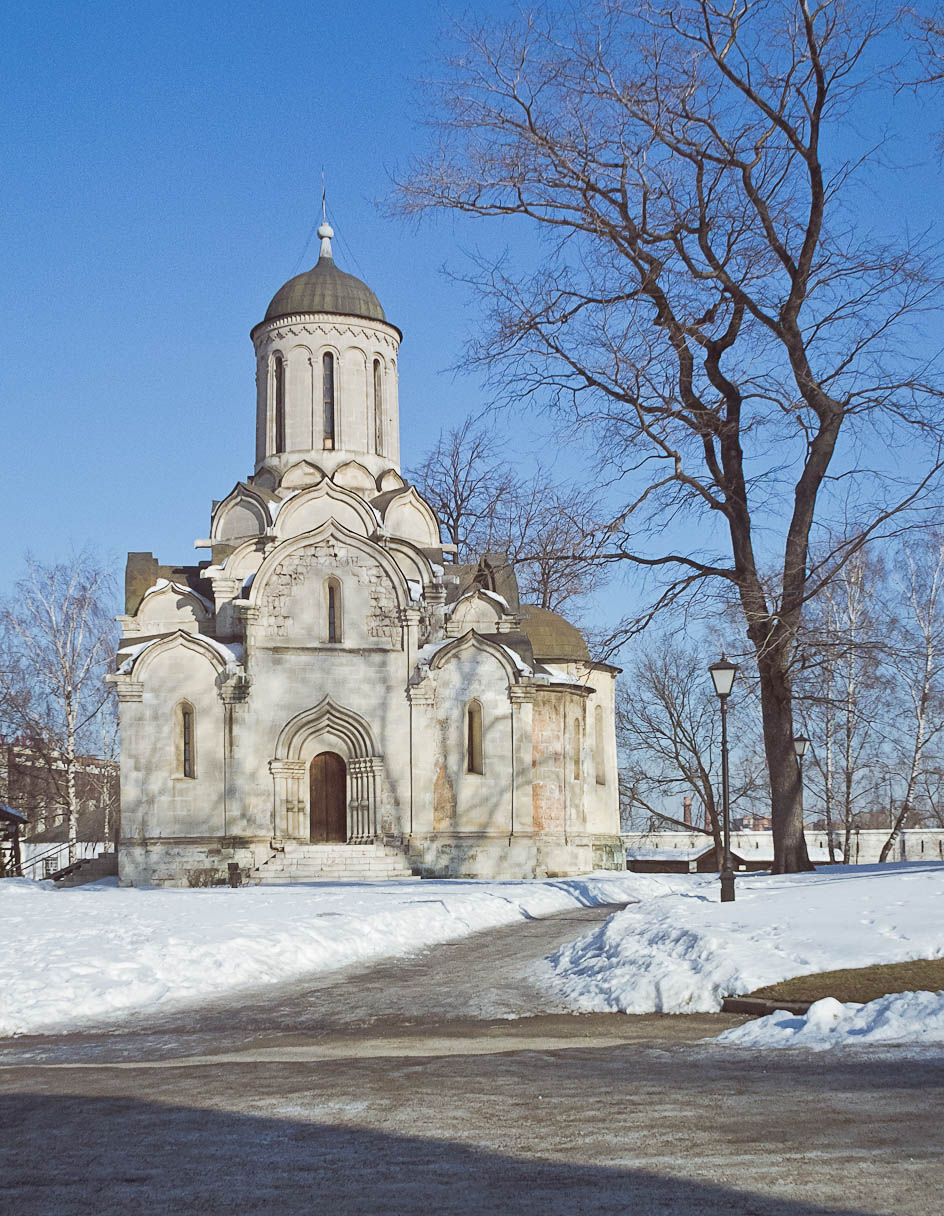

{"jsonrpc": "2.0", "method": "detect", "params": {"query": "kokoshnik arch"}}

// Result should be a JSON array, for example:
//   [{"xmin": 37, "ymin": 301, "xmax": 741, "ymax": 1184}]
[{"xmin": 109, "ymin": 221, "xmax": 623, "ymax": 886}]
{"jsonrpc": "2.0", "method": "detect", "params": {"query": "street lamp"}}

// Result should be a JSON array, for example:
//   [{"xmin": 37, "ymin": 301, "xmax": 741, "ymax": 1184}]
[
  {"xmin": 709, "ymin": 655, "xmax": 739, "ymax": 903},
  {"xmin": 793, "ymin": 734, "xmax": 810, "ymax": 835}
]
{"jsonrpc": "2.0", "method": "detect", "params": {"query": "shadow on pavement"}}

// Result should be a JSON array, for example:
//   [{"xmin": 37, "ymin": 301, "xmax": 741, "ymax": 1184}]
[{"xmin": 1, "ymin": 1093, "xmax": 885, "ymax": 1216}]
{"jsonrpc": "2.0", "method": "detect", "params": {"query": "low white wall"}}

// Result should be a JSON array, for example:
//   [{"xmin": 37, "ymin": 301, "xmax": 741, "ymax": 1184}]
[
  {"xmin": 622, "ymin": 829, "xmax": 944, "ymax": 865},
  {"xmin": 19, "ymin": 840, "xmax": 105, "ymax": 879}
]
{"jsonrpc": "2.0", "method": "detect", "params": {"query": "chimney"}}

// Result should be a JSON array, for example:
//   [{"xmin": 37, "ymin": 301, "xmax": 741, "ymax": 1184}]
[{"xmin": 683, "ymin": 795, "xmax": 692, "ymax": 827}]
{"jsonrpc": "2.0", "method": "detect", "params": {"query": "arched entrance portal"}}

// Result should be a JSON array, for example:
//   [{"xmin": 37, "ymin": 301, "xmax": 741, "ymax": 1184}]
[{"xmin": 310, "ymin": 752, "xmax": 347, "ymax": 843}]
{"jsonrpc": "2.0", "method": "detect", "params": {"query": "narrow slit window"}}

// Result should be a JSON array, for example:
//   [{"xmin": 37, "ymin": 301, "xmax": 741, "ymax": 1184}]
[
  {"xmin": 326, "ymin": 578, "xmax": 342, "ymax": 644},
  {"xmin": 467, "ymin": 700, "xmax": 484, "ymax": 774},
  {"xmin": 373, "ymin": 358, "xmax": 383, "ymax": 454},
  {"xmin": 274, "ymin": 354, "xmax": 285, "ymax": 452},
  {"xmin": 323, "ymin": 352, "xmax": 336, "ymax": 449},
  {"xmin": 594, "ymin": 704, "xmax": 606, "ymax": 785},
  {"xmin": 176, "ymin": 702, "xmax": 196, "ymax": 779},
  {"xmin": 572, "ymin": 718, "xmax": 581, "ymax": 781}
]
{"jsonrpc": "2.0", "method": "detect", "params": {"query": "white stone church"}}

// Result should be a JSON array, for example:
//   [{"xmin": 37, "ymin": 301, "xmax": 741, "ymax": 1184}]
[{"xmin": 111, "ymin": 223, "xmax": 622, "ymax": 886}]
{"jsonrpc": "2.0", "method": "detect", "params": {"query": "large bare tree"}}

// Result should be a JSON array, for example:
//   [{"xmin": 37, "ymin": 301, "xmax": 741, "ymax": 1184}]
[
  {"xmin": 0, "ymin": 554, "xmax": 118, "ymax": 864},
  {"xmin": 397, "ymin": 0, "xmax": 944, "ymax": 871}
]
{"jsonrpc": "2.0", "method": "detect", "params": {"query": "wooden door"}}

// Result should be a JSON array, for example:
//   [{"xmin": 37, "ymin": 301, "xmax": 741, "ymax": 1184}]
[{"xmin": 309, "ymin": 752, "xmax": 347, "ymax": 843}]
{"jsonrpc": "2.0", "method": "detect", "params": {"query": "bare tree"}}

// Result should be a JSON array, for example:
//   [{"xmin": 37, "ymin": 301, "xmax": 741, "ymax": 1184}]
[
  {"xmin": 410, "ymin": 418, "xmax": 515, "ymax": 560},
  {"xmin": 877, "ymin": 533, "xmax": 944, "ymax": 861},
  {"xmin": 0, "ymin": 554, "xmax": 119, "ymax": 864},
  {"xmin": 411, "ymin": 418, "xmax": 608, "ymax": 613},
  {"xmin": 617, "ymin": 636, "xmax": 763, "ymax": 859},
  {"xmin": 794, "ymin": 553, "xmax": 886, "ymax": 862},
  {"xmin": 397, "ymin": 0, "xmax": 944, "ymax": 871}
]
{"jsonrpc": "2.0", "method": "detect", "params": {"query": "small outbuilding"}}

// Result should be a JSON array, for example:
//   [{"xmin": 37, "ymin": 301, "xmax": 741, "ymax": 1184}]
[
  {"xmin": 627, "ymin": 845, "xmax": 761, "ymax": 874},
  {"xmin": 0, "ymin": 804, "xmax": 26, "ymax": 878}
]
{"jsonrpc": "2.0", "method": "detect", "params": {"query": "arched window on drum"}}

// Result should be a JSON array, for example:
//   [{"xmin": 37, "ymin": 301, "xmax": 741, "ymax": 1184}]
[
  {"xmin": 323, "ymin": 352, "xmax": 336, "ymax": 449},
  {"xmin": 273, "ymin": 354, "xmax": 286, "ymax": 453},
  {"xmin": 373, "ymin": 358, "xmax": 383, "ymax": 454}
]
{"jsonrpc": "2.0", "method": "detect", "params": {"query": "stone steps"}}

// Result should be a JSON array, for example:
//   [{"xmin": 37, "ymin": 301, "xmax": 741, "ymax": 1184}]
[
  {"xmin": 251, "ymin": 842, "xmax": 417, "ymax": 885},
  {"xmin": 54, "ymin": 851, "xmax": 118, "ymax": 888}
]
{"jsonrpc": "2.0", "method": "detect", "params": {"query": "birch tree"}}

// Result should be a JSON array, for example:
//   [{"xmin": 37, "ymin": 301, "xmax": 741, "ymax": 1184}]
[
  {"xmin": 0, "ymin": 554, "xmax": 118, "ymax": 864},
  {"xmin": 878, "ymin": 534, "xmax": 944, "ymax": 861},
  {"xmin": 397, "ymin": 0, "xmax": 944, "ymax": 870}
]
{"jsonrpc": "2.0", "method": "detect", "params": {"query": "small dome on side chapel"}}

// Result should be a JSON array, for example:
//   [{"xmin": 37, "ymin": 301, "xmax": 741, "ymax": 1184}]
[{"xmin": 264, "ymin": 222, "xmax": 386, "ymax": 323}]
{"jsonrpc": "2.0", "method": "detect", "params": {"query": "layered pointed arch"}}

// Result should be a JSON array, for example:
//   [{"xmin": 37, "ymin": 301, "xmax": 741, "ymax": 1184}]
[
  {"xmin": 385, "ymin": 537, "xmax": 436, "ymax": 588},
  {"xmin": 373, "ymin": 485, "xmax": 440, "ymax": 547},
  {"xmin": 273, "ymin": 479, "xmax": 379, "ymax": 540},
  {"xmin": 248, "ymin": 518, "xmax": 412, "ymax": 614},
  {"xmin": 210, "ymin": 536, "xmax": 267, "ymax": 583},
  {"xmin": 332, "ymin": 459, "xmax": 376, "ymax": 495},
  {"xmin": 275, "ymin": 695, "xmax": 378, "ymax": 762},
  {"xmin": 125, "ymin": 630, "xmax": 235, "ymax": 680},
  {"xmin": 134, "ymin": 580, "xmax": 213, "ymax": 631},
  {"xmin": 428, "ymin": 630, "xmax": 523, "ymax": 685},
  {"xmin": 211, "ymin": 483, "xmax": 273, "ymax": 543}
]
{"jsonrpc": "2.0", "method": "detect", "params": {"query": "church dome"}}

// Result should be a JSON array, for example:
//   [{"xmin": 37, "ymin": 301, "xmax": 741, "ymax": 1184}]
[
  {"xmin": 264, "ymin": 223, "xmax": 386, "ymax": 324},
  {"xmin": 519, "ymin": 605, "xmax": 591, "ymax": 662}
]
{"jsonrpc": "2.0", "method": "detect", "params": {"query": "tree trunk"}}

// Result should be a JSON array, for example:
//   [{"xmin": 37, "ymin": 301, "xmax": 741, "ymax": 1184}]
[
  {"xmin": 757, "ymin": 653, "xmax": 814, "ymax": 873},
  {"xmin": 66, "ymin": 696, "xmax": 78, "ymax": 867}
]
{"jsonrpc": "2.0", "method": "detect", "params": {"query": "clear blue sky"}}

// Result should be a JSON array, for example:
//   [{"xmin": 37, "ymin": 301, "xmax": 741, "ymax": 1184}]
[
  {"xmin": 1, "ymin": 1, "xmax": 941, "ymax": 638},
  {"xmin": 0, "ymin": 0, "xmax": 538, "ymax": 598}
]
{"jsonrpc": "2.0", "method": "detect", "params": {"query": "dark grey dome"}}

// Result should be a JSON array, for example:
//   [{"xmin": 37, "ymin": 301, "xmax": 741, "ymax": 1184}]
[{"xmin": 264, "ymin": 254, "xmax": 386, "ymax": 324}]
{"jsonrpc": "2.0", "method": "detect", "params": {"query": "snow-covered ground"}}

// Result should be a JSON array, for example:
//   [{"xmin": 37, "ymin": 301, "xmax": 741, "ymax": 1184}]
[
  {"xmin": 546, "ymin": 862, "xmax": 944, "ymax": 1016},
  {"xmin": 0, "ymin": 871, "xmax": 666, "ymax": 1037},
  {"xmin": 715, "ymin": 991, "xmax": 944, "ymax": 1050},
  {"xmin": 2, "ymin": 862, "xmax": 942, "ymax": 1041}
]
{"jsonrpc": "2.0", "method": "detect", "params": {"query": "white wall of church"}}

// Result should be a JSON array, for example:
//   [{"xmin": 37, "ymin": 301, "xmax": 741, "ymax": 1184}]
[{"xmin": 119, "ymin": 645, "xmax": 225, "ymax": 843}]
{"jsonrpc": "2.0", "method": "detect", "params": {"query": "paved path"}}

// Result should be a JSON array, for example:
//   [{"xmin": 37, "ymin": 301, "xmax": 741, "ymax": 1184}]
[{"xmin": 2, "ymin": 901, "xmax": 943, "ymax": 1215}]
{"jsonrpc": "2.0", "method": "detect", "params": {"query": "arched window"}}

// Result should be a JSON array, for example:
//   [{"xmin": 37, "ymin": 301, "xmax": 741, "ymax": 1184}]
[
  {"xmin": 466, "ymin": 700, "xmax": 484, "ymax": 774},
  {"xmin": 325, "ymin": 577, "xmax": 342, "ymax": 644},
  {"xmin": 175, "ymin": 701, "xmax": 196, "ymax": 779},
  {"xmin": 373, "ymin": 358, "xmax": 383, "ymax": 454},
  {"xmin": 323, "ymin": 352, "xmax": 336, "ymax": 449},
  {"xmin": 273, "ymin": 354, "xmax": 286, "ymax": 453},
  {"xmin": 594, "ymin": 704, "xmax": 606, "ymax": 785},
  {"xmin": 572, "ymin": 717, "xmax": 581, "ymax": 781}
]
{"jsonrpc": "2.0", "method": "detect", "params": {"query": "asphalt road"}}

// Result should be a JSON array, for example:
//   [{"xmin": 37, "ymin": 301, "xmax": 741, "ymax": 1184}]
[{"xmin": 2, "ymin": 902, "xmax": 942, "ymax": 1215}]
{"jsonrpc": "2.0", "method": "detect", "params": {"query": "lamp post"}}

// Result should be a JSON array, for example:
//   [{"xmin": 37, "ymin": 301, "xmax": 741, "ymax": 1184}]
[
  {"xmin": 793, "ymin": 734, "xmax": 810, "ymax": 835},
  {"xmin": 709, "ymin": 655, "xmax": 739, "ymax": 903}
]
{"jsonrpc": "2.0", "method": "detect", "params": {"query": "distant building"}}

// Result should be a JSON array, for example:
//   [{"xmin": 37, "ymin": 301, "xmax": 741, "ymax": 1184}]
[
  {"xmin": 0, "ymin": 743, "xmax": 119, "ymax": 845},
  {"xmin": 110, "ymin": 221, "xmax": 624, "ymax": 887}
]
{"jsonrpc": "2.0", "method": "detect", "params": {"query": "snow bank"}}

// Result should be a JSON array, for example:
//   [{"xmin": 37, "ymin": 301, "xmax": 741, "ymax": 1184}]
[
  {"xmin": 715, "ymin": 991, "xmax": 944, "ymax": 1050},
  {"xmin": 0, "ymin": 872, "xmax": 653, "ymax": 1038},
  {"xmin": 547, "ymin": 863, "xmax": 944, "ymax": 1014}
]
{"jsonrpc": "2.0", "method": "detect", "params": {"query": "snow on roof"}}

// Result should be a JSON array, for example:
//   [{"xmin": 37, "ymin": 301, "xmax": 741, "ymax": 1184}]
[
  {"xmin": 117, "ymin": 640, "xmax": 155, "ymax": 674},
  {"xmin": 626, "ymin": 847, "xmax": 711, "ymax": 862},
  {"xmin": 445, "ymin": 587, "xmax": 509, "ymax": 616},
  {"xmin": 499, "ymin": 644, "xmax": 532, "ymax": 676},
  {"xmin": 535, "ymin": 663, "xmax": 588, "ymax": 686},
  {"xmin": 118, "ymin": 636, "xmax": 244, "ymax": 674},
  {"xmin": 268, "ymin": 490, "xmax": 299, "ymax": 519},
  {"xmin": 411, "ymin": 640, "xmax": 453, "ymax": 681},
  {"xmin": 141, "ymin": 579, "xmax": 213, "ymax": 613}
]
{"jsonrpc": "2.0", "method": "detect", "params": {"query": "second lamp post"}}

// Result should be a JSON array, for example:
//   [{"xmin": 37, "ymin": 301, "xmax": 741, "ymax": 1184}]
[{"xmin": 709, "ymin": 655, "xmax": 739, "ymax": 903}]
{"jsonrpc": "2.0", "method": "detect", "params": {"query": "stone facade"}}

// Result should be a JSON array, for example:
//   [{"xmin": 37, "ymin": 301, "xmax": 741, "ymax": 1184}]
[{"xmin": 111, "ymin": 227, "xmax": 623, "ymax": 886}]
